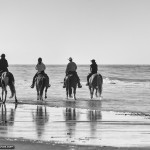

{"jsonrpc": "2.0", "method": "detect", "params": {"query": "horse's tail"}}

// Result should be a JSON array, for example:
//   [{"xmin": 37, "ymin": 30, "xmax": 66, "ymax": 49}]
[
  {"xmin": 40, "ymin": 78, "xmax": 46, "ymax": 95},
  {"xmin": 97, "ymin": 74, "xmax": 103, "ymax": 96},
  {"xmin": 8, "ymin": 72, "xmax": 15, "ymax": 98},
  {"xmin": 65, "ymin": 75, "xmax": 73, "ymax": 97},
  {"xmin": 9, "ymin": 82, "xmax": 15, "ymax": 98}
]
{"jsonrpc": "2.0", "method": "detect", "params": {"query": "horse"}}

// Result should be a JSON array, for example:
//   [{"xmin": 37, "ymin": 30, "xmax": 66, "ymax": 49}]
[
  {"xmin": 0, "ymin": 72, "xmax": 17, "ymax": 104},
  {"xmin": 65, "ymin": 74, "xmax": 78, "ymax": 100},
  {"xmin": 35, "ymin": 73, "xmax": 48, "ymax": 101},
  {"xmin": 88, "ymin": 73, "xmax": 103, "ymax": 99}
]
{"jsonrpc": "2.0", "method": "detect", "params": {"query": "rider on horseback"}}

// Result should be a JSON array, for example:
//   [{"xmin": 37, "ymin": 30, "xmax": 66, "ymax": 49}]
[
  {"xmin": 63, "ymin": 57, "xmax": 82, "ymax": 88},
  {"xmin": 0, "ymin": 54, "xmax": 14, "ymax": 85},
  {"xmin": 86, "ymin": 59, "xmax": 98, "ymax": 86},
  {"xmin": 30, "ymin": 57, "xmax": 50, "ymax": 88},
  {"xmin": 0, "ymin": 54, "xmax": 9, "ymax": 72}
]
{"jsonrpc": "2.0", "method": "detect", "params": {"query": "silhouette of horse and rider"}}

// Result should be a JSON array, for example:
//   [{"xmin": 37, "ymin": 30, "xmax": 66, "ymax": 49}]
[
  {"xmin": 63, "ymin": 58, "xmax": 103, "ymax": 100},
  {"xmin": 30, "ymin": 57, "xmax": 50, "ymax": 100},
  {"xmin": 86, "ymin": 59, "xmax": 103, "ymax": 99},
  {"xmin": 0, "ymin": 54, "xmax": 17, "ymax": 103}
]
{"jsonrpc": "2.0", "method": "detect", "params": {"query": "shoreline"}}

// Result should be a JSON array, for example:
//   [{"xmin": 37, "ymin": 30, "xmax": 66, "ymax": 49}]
[
  {"xmin": 1, "ymin": 102, "xmax": 150, "ymax": 149},
  {"xmin": 5, "ymin": 99, "xmax": 150, "ymax": 115},
  {"xmin": 0, "ymin": 138, "xmax": 150, "ymax": 150}
]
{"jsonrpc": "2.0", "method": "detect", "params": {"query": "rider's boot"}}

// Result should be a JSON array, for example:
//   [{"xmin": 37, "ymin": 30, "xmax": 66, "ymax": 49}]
[
  {"xmin": 30, "ymin": 81, "xmax": 35, "ymax": 88},
  {"xmin": 78, "ymin": 81, "xmax": 82, "ymax": 88},
  {"xmin": 63, "ymin": 82, "xmax": 66, "ymax": 88}
]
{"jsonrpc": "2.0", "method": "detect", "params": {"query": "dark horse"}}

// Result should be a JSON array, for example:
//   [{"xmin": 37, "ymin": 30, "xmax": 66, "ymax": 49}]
[
  {"xmin": 88, "ymin": 73, "xmax": 103, "ymax": 99},
  {"xmin": 65, "ymin": 74, "xmax": 78, "ymax": 100},
  {"xmin": 36, "ymin": 73, "xmax": 48, "ymax": 101},
  {"xmin": 0, "ymin": 72, "xmax": 17, "ymax": 104}
]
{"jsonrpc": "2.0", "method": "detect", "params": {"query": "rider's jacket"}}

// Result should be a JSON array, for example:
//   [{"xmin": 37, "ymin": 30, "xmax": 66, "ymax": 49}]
[
  {"xmin": 0, "ymin": 58, "xmax": 8, "ymax": 72},
  {"xmin": 90, "ymin": 63, "xmax": 98, "ymax": 74},
  {"xmin": 66, "ymin": 62, "xmax": 77, "ymax": 74},
  {"xmin": 35, "ymin": 62, "xmax": 46, "ymax": 73}
]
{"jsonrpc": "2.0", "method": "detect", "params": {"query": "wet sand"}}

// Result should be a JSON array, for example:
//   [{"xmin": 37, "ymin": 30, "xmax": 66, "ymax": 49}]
[
  {"xmin": 1, "ymin": 139, "xmax": 150, "ymax": 150},
  {"xmin": 0, "ymin": 101, "xmax": 150, "ymax": 149}
]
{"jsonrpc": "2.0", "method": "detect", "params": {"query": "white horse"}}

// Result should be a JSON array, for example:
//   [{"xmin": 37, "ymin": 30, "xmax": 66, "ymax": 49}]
[
  {"xmin": 88, "ymin": 73, "xmax": 103, "ymax": 99},
  {"xmin": 0, "ymin": 72, "xmax": 17, "ymax": 104}
]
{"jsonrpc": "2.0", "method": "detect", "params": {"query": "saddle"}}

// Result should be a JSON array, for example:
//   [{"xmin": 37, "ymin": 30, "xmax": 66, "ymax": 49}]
[{"xmin": 36, "ymin": 73, "xmax": 49, "ymax": 87}]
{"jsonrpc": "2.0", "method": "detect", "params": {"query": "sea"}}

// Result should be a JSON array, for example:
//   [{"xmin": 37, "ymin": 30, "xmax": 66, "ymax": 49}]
[
  {"xmin": 1, "ymin": 64, "xmax": 150, "ymax": 147},
  {"xmin": 8, "ymin": 64, "xmax": 150, "ymax": 114}
]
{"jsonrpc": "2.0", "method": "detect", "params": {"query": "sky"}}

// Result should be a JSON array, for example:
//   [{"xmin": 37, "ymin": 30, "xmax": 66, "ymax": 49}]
[{"xmin": 0, "ymin": 0, "xmax": 150, "ymax": 64}]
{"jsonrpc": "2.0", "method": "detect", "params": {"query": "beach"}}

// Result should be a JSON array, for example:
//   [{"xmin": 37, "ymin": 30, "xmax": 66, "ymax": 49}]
[
  {"xmin": 1, "ymin": 100, "xmax": 150, "ymax": 150},
  {"xmin": 0, "ymin": 64, "xmax": 150, "ymax": 149},
  {"xmin": 1, "ymin": 138, "xmax": 150, "ymax": 150}
]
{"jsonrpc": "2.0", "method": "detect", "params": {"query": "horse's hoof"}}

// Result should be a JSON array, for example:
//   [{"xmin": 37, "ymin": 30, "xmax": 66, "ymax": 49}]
[
  {"xmin": 99, "ymin": 96, "xmax": 103, "ymax": 100},
  {"xmin": 45, "ymin": 96, "xmax": 47, "ymax": 99},
  {"xmin": 69, "ymin": 95, "xmax": 73, "ymax": 98}
]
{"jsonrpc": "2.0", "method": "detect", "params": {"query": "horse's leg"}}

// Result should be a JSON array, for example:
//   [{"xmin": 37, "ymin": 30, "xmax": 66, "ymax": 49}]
[
  {"xmin": 2, "ymin": 89, "xmax": 4, "ymax": 102},
  {"xmin": 2, "ymin": 87, "xmax": 7, "ymax": 104},
  {"xmin": 14, "ymin": 94, "xmax": 18, "ymax": 103},
  {"xmin": 69, "ymin": 87, "xmax": 72, "ymax": 98},
  {"xmin": 73, "ymin": 87, "xmax": 76, "ymax": 100},
  {"xmin": 89, "ymin": 87, "xmax": 91, "ymax": 99},
  {"xmin": 45, "ymin": 87, "xmax": 47, "ymax": 99},
  {"xmin": 13, "ymin": 87, "xmax": 18, "ymax": 103},
  {"xmin": 40, "ymin": 87, "xmax": 44, "ymax": 101},
  {"xmin": 37, "ymin": 88, "xmax": 39, "ymax": 100},
  {"xmin": 90, "ymin": 87, "xmax": 94, "ymax": 99},
  {"xmin": 95, "ymin": 88, "xmax": 98, "ymax": 97},
  {"xmin": 4, "ymin": 89, "xmax": 7, "ymax": 104},
  {"xmin": 66, "ymin": 88, "xmax": 68, "ymax": 99}
]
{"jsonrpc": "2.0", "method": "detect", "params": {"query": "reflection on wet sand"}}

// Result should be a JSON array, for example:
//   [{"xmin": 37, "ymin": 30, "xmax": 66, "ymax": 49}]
[
  {"xmin": 64, "ymin": 108, "xmax": 78, "ymax": 138},
  {"xmin": 88, "ymin": 110, "xmax": 102, "ymax": 137},
  {"xmin": 32, "ymin": 105, "xmax": 49, "ymax": 138},
  {"xmin": 1, "ymin": 104, "xmax": 150, "ymax": 147},
  {"xmin": 87, "ymin": 100, "xmax": 102, "ymax": 137},
  {"xmin": 0, "ymin": 104, "xmax": 17, "ymax": 135}
]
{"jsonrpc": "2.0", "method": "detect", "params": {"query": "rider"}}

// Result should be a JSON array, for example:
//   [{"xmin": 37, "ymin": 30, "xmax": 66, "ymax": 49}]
[
  {"xmin": 0, "ymin": 54, "xmax": 9, "ymax": 72},
  {"xmin": 30, "ymin": 57, "xmax": 50, "ymax": 88},
  {"xmin": 63, "ymin": 57, "xmax": 82, "ymax": 88},
  {"xmin": 86, "ymin": 59, "xmax": 98, "ymax": 86},
  {"xmin": 0, "ymin": 54, "xmax": 14, "ymax": 85}
]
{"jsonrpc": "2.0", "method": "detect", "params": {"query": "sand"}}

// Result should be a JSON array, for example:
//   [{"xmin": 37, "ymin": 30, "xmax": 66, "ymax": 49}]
[
  {"xmin": 0, "ymin": 138, "xmax": 150, "ymax": 150},
  {"xmin": 0, "ymin": 101, "xmax": 150, "ymax": 150}
]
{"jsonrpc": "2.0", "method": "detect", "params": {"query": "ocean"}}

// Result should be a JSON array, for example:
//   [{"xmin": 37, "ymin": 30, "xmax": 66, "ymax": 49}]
[
  {"xmin": 1, "ymin": 64, "xmax": 150, "ymax": 147},
  {"xmin": 8, "ymin": 64, "xmax": 150, "ymax": 114}
]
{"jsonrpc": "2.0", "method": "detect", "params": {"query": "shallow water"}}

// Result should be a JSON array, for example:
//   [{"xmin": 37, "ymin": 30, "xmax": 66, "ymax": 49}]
[
  {"xmin": 6, "ymin": 64, "xmax": 150, "ymax": 114},
  {"xmin": 1, "ymin": 103, "xmax": 150, "ymax": 147},
  {"xmin": 1, "ymin": 65, "xmax": 150, "ymax": 147}
]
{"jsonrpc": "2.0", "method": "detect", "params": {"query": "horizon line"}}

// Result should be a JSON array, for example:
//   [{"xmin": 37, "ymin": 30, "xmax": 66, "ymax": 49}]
[{"xmin": 8, "ymin": 63, "xmax": 150, "ymax": 65}]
